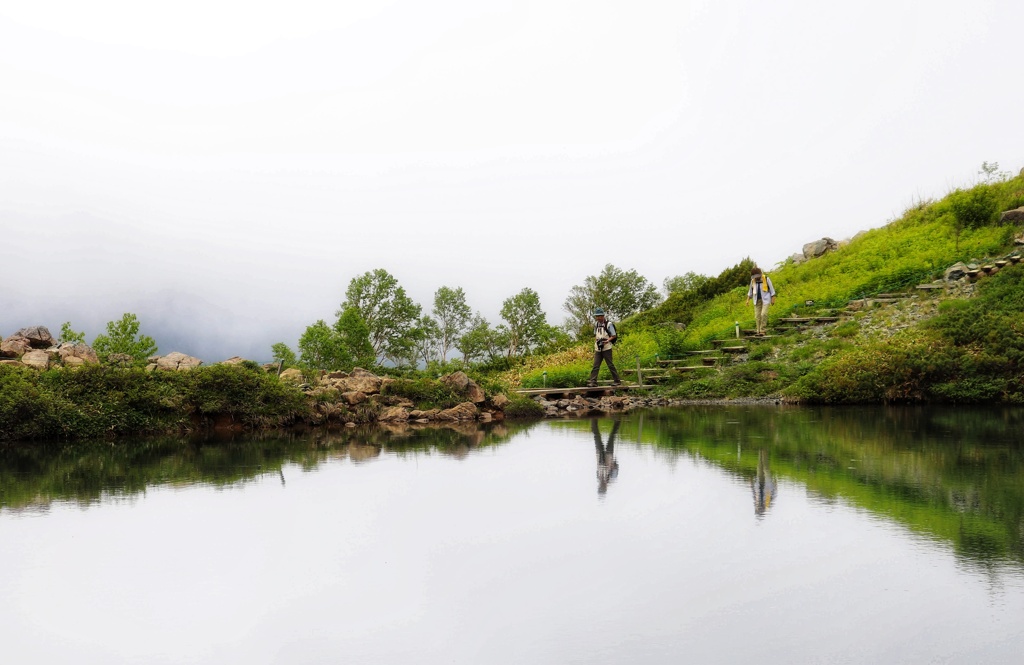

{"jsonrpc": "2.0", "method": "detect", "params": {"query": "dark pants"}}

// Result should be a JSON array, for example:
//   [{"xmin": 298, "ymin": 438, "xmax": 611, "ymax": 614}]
[{"xmin": 589, "ymin": 349, "xmax": 620, "ymax": 384}]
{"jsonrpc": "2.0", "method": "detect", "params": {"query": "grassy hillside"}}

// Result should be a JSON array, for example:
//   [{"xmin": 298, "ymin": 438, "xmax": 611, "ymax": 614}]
[{"xmin": 517, "ymin": 172, "xmax": 1024, "ymax": 402}]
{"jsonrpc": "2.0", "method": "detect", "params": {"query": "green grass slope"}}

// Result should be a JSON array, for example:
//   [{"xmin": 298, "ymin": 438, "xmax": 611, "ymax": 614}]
[{"xmin": 520, "ymin": 172, "xmax": 1024, "ymax": 402}]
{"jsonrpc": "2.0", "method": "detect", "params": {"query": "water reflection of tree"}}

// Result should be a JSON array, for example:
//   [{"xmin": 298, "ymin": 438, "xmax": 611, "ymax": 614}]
[
  {"xmin": 0, "ymin": 421, "xmax": 533, "ymax": 512},
  {"xmin": 591, "ymin": 418, "xmax": 621, "ymax": 496}
]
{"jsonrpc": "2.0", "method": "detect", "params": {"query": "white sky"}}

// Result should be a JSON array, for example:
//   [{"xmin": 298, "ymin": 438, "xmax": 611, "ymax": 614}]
[{"xmin": 2, "ymin": 0, "xmax": 1022, "ymax": 360}]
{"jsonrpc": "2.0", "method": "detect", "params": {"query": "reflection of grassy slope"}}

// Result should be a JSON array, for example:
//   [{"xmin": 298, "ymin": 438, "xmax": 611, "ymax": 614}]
[
  {"xmin": 0, "ymin": 424, "xmax": 528, "ymax": 511},
  {"xmin": 553, "ymin": 408, "xmax": 1024, "ymax": 565}
]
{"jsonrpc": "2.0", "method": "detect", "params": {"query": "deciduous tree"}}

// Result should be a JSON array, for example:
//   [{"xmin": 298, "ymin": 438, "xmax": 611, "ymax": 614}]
[
  {"xmin": 500, "ymin": 287, "xmax": 547, "ymax": 358},
  {"xmin": 563, "ymin": 264, "xmax": 661, "ymax": 337},
  {"xmin": 337, "ymin": 269, "xmax": 421, "ymax": 365},
  {"xmin": 432, "ymin": 286, "xmax": 472, "ymax": 361},
  {"xmin": 298, "ymin": 320, "xmax": 350, "ymax": 371},
  {"xmin": 59, "ymin": 321, "xmax": 86, "ymax": 345},
  {"xmin": 92, "ymin": 313, "xmax": 158, "ymax": 362}
]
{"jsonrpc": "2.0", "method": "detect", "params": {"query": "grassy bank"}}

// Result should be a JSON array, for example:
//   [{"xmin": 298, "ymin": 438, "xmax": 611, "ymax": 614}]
[
  {"xmin": 517, "ymin": 173, "xmax": 1024, "ymax": 403},
  {"xmin": 0, "ymin": 363, "xmax": 311, "ymax": 441}
]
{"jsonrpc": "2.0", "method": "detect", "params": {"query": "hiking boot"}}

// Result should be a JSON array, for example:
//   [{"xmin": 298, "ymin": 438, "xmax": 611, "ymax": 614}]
[
  {"xmin": 612, "ymin": 380, "xmax": 623, "ymax": 386},
  {"xmin": 585, "ymin": 382, "xmax": 597, "ymax": 387}
]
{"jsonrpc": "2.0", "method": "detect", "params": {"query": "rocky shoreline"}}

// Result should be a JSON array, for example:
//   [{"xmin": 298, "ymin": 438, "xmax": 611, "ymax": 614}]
[{"xmin": 530, "ymin": 392, "xmax": 787, "ymax": 418}]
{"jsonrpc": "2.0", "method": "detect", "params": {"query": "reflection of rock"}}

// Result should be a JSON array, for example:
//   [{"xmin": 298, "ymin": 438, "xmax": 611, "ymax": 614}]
[{"xmin": 347, "ymin": 443, "xmax": 381, "ymax": 462}]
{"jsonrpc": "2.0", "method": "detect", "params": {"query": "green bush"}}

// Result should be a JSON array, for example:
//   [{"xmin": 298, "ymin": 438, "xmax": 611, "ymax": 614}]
[
  {"xmin": 503, "ymin": 395, "xmax": 545, "ymax": 419},
  {"xmin": 380, "ymin": 378, "xmax": 462, "ymax": 410}
]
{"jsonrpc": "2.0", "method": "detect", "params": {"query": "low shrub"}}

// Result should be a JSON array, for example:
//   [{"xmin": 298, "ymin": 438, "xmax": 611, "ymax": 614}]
[
  {"xmin": 380, "ymin": 378, "xmax": 462, "ymax": 410},
  {"xmin": 503, "ymin": 395, "xmax": 545, "ymax": 419}
]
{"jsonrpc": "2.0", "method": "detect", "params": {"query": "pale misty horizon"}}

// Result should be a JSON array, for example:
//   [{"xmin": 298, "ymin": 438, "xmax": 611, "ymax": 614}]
[{"xmin": 2, "ymin": 1, "xmax": 1022, "ymax": 361}]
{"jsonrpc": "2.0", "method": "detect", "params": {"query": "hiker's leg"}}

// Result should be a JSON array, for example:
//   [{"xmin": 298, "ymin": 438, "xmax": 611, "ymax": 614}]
[
  {"xmin": 588, "ymin": 351, "xmax": 603, "ymax": 384},
  {"xmin": 604, "ymin": 350, "xmax": 621, "ymax": 382}
]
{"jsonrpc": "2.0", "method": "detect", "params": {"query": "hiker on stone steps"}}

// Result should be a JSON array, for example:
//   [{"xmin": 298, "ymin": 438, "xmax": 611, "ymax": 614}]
[{"xmin": 745, "ymin": 266, "xmax": 776, "ymax": 336}]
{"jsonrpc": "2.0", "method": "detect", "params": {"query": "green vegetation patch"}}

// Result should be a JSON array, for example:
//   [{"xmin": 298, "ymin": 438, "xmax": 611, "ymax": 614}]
[{"xmin": 380, "ymin": 378, "xmax": 462, "ymax": 410}]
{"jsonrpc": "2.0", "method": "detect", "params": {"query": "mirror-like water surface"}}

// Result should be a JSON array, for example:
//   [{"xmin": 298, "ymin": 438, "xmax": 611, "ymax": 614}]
[{"xmin": 2, "ymin": 407, "xmax": 1023, "ymax": 664}]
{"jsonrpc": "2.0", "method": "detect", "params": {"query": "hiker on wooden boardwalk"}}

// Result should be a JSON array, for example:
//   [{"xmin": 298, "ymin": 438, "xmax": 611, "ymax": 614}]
[
  {"xmin": 745, "ymin": 266, "xmax": 776, "ymax": 336},
  {"xmin": 586, "ymin": 308, "xmax": 622, "ymax": 387}
]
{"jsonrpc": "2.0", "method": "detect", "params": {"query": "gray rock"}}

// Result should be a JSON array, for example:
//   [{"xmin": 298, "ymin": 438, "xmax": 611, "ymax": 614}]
[
  {"xmin": 58, "ymin": 343, "xmax": 99, "ymax": 365},
  {"xmin": 1, "ymin": 335, "xmax": 32, "ymax": 358},
  {"xmin": 436, "ymin": 402, "xmax": 479, "ymax": 421},
  {"xmin": 944, "ymin": 262, "xmax": 969, "ymax": 281},
  {"xmin": 378, "ymin": 406, "xmax": 410, "ymax": 422},
  {"xmin": 155, "ymin": 352, "xmax": 202, "ymax": 371},
  {"xmin": 14, "ymin": 326, "xmax": 55, "ymax": 349},
  {"xmin": 789, "ymin": 253, "xmax": 807, "ymax": 265},
  {"xmin": 441, "ymin": 371, "xmax": 486, "ymax": 403},
  {"xmin": 341, "ymin": 391, "xmax": 367, "ymax": 405},
  {"xmin": 999, "ymin": 207, "xmax": 1024, "ymax": 225},
  {"xmin": 802, "ymin": 238, "xmax": 838, "ymax": 260},
  {"xmin": 21, "ymin": 349, "xmax": 51, "ymax": 370}
]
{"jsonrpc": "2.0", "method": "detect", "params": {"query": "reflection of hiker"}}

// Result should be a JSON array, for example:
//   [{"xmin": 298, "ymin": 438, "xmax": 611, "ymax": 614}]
[
  {"xmin": 751, "ymin": 449, "xmax": 778, "ymax": 516},
  {"xmin": 586, "ymin": 308, "xmax": 622, "ymax": 387},
  {"xmin": 745, "ymin": 266, "xmax": 776, "ymax": 336},
  {"xmin": 592, "ymin": 418, "xmax": 621, "ymax": 495}
]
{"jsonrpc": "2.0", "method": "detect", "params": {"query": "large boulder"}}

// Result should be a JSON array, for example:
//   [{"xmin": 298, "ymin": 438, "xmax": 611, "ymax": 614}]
[
  {"xmin": 441, "ymin": 371, "xmax": 486, "ymax": 403},
  {"xmin": 944, "ymin": 262, "xmax": 969, "ymax": 282},
  {"xmin": 341, "ymin": 390, "xmax": 368, "ymax": 405},
  {"xmin": 58, "ymin": 343, "xmax": 99, "ymax": 365},
  {"xmin": 343, "ymin": 368, "xmax": 383, "ymax": 394},
  {"xmin": 279, "ymin": 368, "xmax": 304, "ymax": 384},
  {"xmin": 436, "ymin": 402, "xmax": 479, "ymax": 422},
  {"xmin": 802, "ymin": 238, "xmax": 838, "ymax": 260},
  {"xmin": 155, "ymin": 352, "xmax": 203, "ymax": 371},
  {"xmin": 21, "ymin": 349, "xmax": 51, "ymax": 370},
  {"xmin": 378, "ymin": 406, "xmax": 410, "ymax": 422},
  {"xmin": 491, "ymin": 394, "xmax": 511, "ymax": 409},
  {"xmin": 1, "ymin": 335, "xmax": 32, "ymax": 358},
  {"xmin": 788, "ymin": 252, "xmax": 807, "ymax": 266},
  {"xmin": 13, "ymin": 326, "xmax": 55, "ymax": 349},
  {"xmin": 1001, "ymin": 207, "xmax": 1024, "ymax": 224}
]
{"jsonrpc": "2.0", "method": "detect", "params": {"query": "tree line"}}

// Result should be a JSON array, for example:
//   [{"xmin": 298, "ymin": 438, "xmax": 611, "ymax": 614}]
[
  {"xmin": 43, "ymin": 263, "xmax": 700, "ymax": 371},
  {"xmin": 275, "ymin": 263, "xmax": 685, "ymax": 373}
]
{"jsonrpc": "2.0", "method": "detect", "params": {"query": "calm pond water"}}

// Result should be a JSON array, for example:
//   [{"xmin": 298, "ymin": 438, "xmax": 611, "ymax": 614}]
[{"xmin": 2, "ymin": 406, "xmax": 1023, "ymax": 664}]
